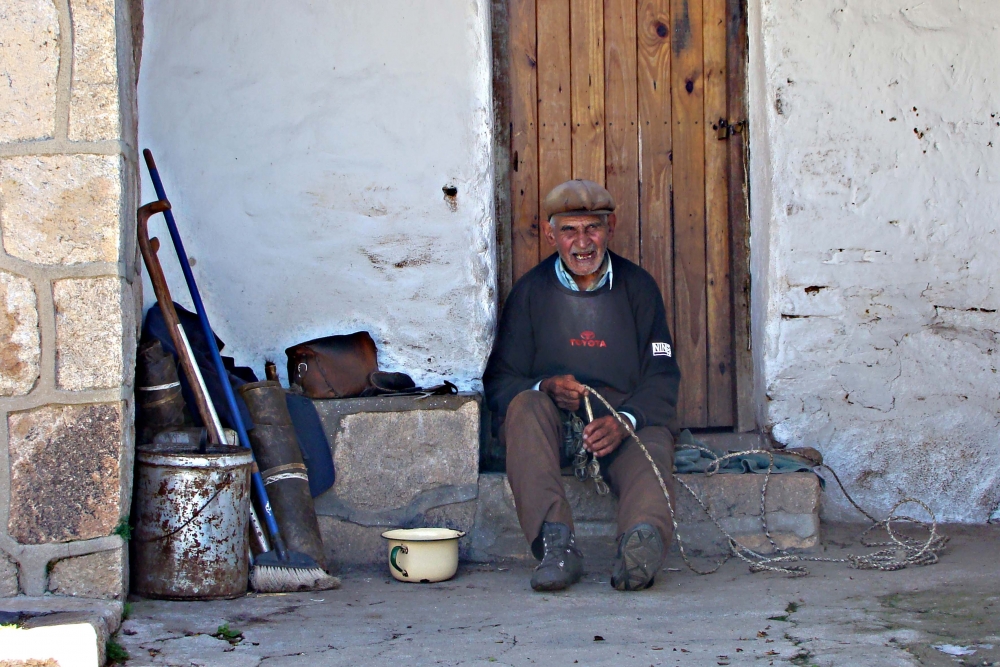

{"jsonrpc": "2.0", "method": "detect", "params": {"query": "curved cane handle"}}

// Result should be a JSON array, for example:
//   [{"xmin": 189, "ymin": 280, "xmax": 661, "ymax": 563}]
[{"xmin": 390, "ymin": 545, "xmax": 408, "ymax": 577}]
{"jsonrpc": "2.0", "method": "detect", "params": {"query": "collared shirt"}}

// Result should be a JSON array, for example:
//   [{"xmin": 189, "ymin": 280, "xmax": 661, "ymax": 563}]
[
  {"xmin": 554, "ymin": 252, "xmax": 613, "ymax": 291},
  {"xmin": 536, "ymin": 251, "xmax": 636, "ymax": 429}
]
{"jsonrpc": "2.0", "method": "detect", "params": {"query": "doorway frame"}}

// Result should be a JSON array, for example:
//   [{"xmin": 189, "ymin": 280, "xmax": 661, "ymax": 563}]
[{"xmin": 489, "ymin": 0, "xmax": 755, "ymax": 432}]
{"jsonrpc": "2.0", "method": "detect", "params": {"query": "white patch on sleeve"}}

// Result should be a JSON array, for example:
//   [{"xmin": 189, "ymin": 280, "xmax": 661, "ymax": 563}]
[{"xmin": 652, "ymin": 342, "xmax": 672, "ymax": 357}]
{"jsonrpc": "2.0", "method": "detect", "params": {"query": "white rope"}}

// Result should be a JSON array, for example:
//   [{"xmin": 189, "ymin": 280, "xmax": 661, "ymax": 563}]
[{"xmin": 580, "ymin": 386, "xmax": 948, "ymax": 577}]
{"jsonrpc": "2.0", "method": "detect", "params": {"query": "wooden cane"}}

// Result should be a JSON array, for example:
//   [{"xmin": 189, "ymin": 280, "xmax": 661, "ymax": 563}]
[{"xmin": 137, "ymin": 200, "xmax": 225, "ymax": 445}]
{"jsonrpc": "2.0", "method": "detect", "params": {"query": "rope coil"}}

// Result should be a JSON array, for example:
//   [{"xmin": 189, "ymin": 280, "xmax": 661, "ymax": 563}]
[{"xmin": 580, "ymin": 386, "xmax": 948, "ymax": 576}]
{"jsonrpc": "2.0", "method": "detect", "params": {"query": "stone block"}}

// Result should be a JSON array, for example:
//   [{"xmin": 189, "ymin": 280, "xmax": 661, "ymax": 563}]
[
  {"xmin": 0, "ymin": 271, "xmax": 40, "ymax": 396},
  {"xmin": 0, "ymin": 598, "xmax": 121, "ymax": 667},
  {"xmin": 313, "ymin": 395, "xmax": 481, "ymax": 567},
  {"xmin": 0, "ymin": 554, "xmax": 18, "ymax": 597},
  {"xmin": 47, "ymin": 546, "xmax": 125, "ymax": 599},
  {"xmin": 326, "ymin": 398, "xmax": 479, "ymax": 510},
  {"xmin": 0, "ymin": 622, "xmax": 99, "ymax": 667},
  {"xmin": 0, "ymin": 0, "xmax": 59, "ymax": 142},
  {"xmin": 468, "ymin": 473, "xmax": 526, "ymax": 561},
  {"xmin": 317, "ymin": 517, "xmax": 386, "ymax": 571},
  {"xmin": 69, "ymin": 0, "xmax": 120, "ymax": 141},
  {"xmin": 673, "ymin": 473, "xmax": 821, "ymax": 522},
  {"xmin": 7, "ymin": 402, "xmax": 123, "ymax": 544},
  {"xmin": 318, "ymin": 499, "xmax": 479, "ymax": 570},
  {"xmin": 54, "ymin": 276, "xmax": 124, "ymax": 390},
  {"xmin": 0, "ymin": 155, "xmax": 121, "ymax": 265},
  {"xmin": 679, "ymin": 513, "xmax": 821, "ymax": 556},
  {"xmin": 424, "ymin": 500, "xmax": 478, "ymax": 559},
  {"xmin": 0, "ymin": 600, "xmax": 121, "ymax": 666}
]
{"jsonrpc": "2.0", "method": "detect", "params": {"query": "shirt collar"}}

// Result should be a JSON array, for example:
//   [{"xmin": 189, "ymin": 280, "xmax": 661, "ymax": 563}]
[{"xmin": 554, "ymin": 252, "xmax": 613, "ymax": 292}]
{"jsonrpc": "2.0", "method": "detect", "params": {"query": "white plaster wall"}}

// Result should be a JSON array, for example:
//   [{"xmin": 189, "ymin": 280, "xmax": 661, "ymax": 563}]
[
  {"xmin": 749, "ymin": 0, "xmax": 1000, "ymax": 522},
  {"xmin": 138, "ymin": 1, "xmax": 494, "ymax": 389}
]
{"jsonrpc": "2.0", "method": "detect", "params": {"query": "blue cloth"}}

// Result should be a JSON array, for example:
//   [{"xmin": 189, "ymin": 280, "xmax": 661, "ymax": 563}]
[
  {"xmin": 673, "ymin": 430, "xmax": 821, "ymax": 484},
  {"xmin": 284, "ymin": 393, "xmax": 335, "ymax": 497}
]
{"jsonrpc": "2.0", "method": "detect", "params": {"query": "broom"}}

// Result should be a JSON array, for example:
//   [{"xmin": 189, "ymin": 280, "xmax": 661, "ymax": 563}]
[{"xmin": 142, "ymin": 151, "xmax": 338, "ymax": 593}]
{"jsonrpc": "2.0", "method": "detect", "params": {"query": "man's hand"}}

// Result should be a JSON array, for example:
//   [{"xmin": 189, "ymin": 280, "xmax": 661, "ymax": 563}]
[
  {"xmin": 539, "ymin": 375, "xmax": 588, "ymax": 411},
  {"xmin": 583, "ymin": 415, "xmax": 628, "ymax": 458}
]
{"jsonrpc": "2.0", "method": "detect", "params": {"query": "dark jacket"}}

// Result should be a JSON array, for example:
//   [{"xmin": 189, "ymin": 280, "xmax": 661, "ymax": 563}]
[{"xmin": 484, "ymin": 251, "xmax": 681, "ymax": 431}]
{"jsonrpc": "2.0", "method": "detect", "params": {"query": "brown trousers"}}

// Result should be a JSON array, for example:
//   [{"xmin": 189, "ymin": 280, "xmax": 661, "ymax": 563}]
[{"xmin": 502, "ymin": 390, "xmax": 675, "ymax": 552}]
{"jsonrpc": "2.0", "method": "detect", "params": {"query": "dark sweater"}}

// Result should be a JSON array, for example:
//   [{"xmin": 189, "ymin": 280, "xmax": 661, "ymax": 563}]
[{"xmin": 484, "ymin": 251, "xmax": 681, "ymax": 431}]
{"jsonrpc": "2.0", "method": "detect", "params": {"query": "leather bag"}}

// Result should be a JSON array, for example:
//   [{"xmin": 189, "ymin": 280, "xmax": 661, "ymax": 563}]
[{"xmin": 286, "ymin": 332, "xmax": 378, "ymax": 399}]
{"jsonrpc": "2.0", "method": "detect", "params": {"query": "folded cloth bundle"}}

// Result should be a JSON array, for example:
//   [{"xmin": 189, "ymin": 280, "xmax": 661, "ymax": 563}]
[{"xmin": 673, "ymin": 430, "xmax": 822, "ymax": 479}]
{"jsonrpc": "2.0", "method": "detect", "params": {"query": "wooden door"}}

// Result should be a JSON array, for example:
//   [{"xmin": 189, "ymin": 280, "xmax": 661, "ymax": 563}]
[{"xmin": 495, "ymin": 0, "xmax": 751, "ymax": 429}]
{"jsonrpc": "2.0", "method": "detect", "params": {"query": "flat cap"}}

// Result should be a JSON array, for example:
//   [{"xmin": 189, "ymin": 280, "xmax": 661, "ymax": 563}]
[{"xmin": 542, "ymin": 179, "xmax": 616, "ymax": 220}]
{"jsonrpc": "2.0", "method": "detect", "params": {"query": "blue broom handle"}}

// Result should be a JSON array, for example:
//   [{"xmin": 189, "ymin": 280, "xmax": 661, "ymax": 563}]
[{"xmin": 143, "ymin": 149, "xmax": 286, "ymax": 557}]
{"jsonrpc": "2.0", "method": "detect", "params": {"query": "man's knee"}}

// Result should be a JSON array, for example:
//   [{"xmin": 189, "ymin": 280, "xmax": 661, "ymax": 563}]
[
  {"xmin": 503, "ymin": 390, "xmax": 562, "ymax": 456},
  {"xmin": 507, "ymin": 389, "xmax": 559, "ymax": 421},
  {"xmin": 635, "ymin": 425, "xmax": 673, "ymax": 448}
]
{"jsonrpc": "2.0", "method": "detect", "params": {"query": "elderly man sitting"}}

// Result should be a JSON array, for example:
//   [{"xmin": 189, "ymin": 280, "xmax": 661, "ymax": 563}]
[{"xmin": 484, "ymin": 179, "xmax": 681, "ymax": 592}]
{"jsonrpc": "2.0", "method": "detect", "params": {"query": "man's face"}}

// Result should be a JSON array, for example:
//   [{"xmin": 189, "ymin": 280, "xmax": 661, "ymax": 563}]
[{"xmin": 543, "ymin": 213, "xmax": 617, "ymax": 276}]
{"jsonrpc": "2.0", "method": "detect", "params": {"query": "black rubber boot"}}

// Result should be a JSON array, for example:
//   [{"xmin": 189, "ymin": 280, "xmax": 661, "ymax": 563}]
[
  {"xmin": 530, "ymin": 522, "xmax": 584, "ymax": 592},
  {"xmin": 611, "ymin": 523, "xmax": 665, "ymax": 591}
]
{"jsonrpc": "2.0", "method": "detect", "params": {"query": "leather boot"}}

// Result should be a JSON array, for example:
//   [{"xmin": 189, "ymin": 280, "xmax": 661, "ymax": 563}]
[
  {"xmin": 611, "ymin": 523, "xmax": 665, "ymax": 591},
  {"xmin": 530, "ymin": 522, "xmax": 584, "ymax": 592}
]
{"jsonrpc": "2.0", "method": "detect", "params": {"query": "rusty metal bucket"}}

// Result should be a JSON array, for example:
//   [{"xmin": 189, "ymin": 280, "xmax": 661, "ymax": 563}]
[{"xmin": 132, "ymin": 443, "xmax": 252, "ymax": 600}]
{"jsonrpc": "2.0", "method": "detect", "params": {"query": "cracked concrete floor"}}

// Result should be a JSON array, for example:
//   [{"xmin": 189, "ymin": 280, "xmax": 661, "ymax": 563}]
[{"xmin": 117, "ymin": 524, "xmax": 1000, "ymax": 666}]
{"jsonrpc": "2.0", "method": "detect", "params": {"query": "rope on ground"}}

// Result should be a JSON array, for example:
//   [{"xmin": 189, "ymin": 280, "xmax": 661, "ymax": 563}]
[{"xmin": 579, "ymin": 386, "xmax": 949, "ymax": 577}]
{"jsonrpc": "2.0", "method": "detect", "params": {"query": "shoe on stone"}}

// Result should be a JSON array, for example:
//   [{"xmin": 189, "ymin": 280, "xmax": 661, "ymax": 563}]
[
  {"xmin": 530, "ymin": 522, "xmax": 584, "ymax": 592},
  {"xmin": 611, "ymin": 523, "xmax": 665, "ymax": 591}
]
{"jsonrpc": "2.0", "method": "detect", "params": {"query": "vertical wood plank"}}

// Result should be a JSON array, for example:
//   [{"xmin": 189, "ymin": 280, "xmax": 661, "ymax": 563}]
[
  {"xmin": 604, "ymin": 0, "xmax": 639, "ymax": 263},
  {"xmin": 492, "ymin": 0, "xmax": 514, "ymax": 306},
  {"xmin": 571, "ymin": 0, "xmax": 605, "ymax": 184},
  {"xmin": 637, "ymin": 0, "xmax": 674, "ymax": 334},
  {"xmin": 671, "ymin": 0, "xmax": 708, "ymax": 427},
  {"xmin": 510, "ymin": 0, "xmax": 541, "ymax": 280},
  {"xmin": 727, "ymin": 0, "xmax": 754, "ymax": 431},
  {"xmin": 704, "ymin": 0, "xmax": 733, "ymax": 425},
  {"xmin": 537, "ymin": 0, "xmax": 572, "ymax": 257}
]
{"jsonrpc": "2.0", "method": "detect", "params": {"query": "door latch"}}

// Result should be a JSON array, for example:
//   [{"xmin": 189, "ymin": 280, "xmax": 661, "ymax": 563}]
[{"xmin": 716, "ymin": 118, "xmax": 748, "ymax": 140}]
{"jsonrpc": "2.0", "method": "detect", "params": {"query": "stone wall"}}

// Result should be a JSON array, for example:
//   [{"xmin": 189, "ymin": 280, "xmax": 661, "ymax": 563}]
[
  {"xmin": 0, "ymin": 0, "xmax": 139, "ymax": 597},
  {"xmin": 747, "ymin": 0, "xmax": 1000, "ymax": 522}
]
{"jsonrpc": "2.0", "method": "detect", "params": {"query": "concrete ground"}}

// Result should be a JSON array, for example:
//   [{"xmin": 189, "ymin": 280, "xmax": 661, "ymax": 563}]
[{"xmin": 117, "ymin": 524, "xmax": 999, "ymax": 667}]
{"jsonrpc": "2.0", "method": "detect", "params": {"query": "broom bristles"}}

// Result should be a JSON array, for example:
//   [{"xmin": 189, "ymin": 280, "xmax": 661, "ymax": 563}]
[{"xmin": 250, "ymin": 565, "xmax": 341, "ymax": 593}]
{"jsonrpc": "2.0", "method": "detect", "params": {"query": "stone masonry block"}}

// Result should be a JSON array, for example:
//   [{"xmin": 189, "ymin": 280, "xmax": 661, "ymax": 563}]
[
  {"xmin": 313, "ymin": 395, "xmax": 481, "ymax": 567},
  {"xmin": 316, "ymin": 517, "xmax": 386, "ymax": 571},
  {"xmin": 0, "ymin": 553, "xmax": 18, "ymax": 597},
  {"xmin": 69, "ymin": 0, "xmax": 120, "ymax": 141},
  {"xmin": 0, "ymin": 597, "xmax": 122, "ymax": 665},
  {"xmin": 673, "ymin": 473, "xmax": 820, "ymax": 522},
  {"xmin": 0, "ymin": 0, "xmax": 59, "ymax": 142},
  {"xmin": 0, "ymin": 155, "xmax": 121, "ymax": 265},
  {"xmin": 48, "ymin": 546, "xmax": 125, "ymax": 599},
  {"xmin": 0, "ymin": 271, "xmax": 40, "ymax": 396},
  {"xmin": 330, "ymin": 400, "xmax": 479, "ymax": 510},
  {"xmin": 7, "ymin": 402, "xmax": 122, "ymax": 544},
  {"xmin": 54, "ymin": 276, "xmax": 124, "ymax": 390}
]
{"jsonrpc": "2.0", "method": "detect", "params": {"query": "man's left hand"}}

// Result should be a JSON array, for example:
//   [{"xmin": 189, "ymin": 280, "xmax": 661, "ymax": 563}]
[{"xmin": 583, "ymin": 415, "xmax": 629, "ymax": 458}]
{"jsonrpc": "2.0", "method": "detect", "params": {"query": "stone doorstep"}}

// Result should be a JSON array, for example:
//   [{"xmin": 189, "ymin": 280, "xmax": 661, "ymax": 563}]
[
  {"xmin": 317, "ymin": 471, "xmax": 821, "ymax": 568},
  {"xmin": 306, "ymin": 394, "xmax": 820, "ymax": 567},
  {"xmin": 0, "ymin": 597, "xmax": 122, "ymax": 667},
  {"xmin": 467, "ymin": 472, "xmax": 822, "ymax": 562}
]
